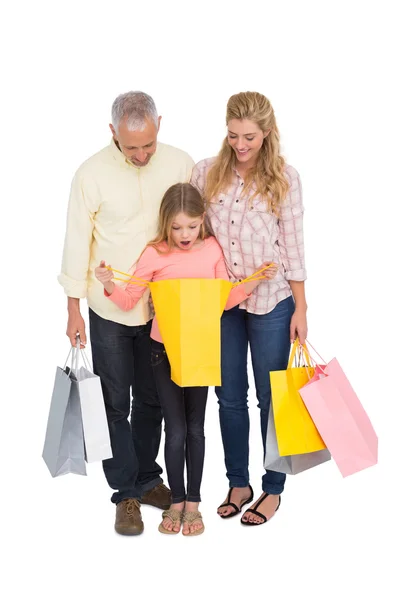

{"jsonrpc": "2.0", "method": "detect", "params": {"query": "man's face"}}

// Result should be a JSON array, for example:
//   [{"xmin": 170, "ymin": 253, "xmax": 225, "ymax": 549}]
[{"xmin": 110, "ymin": 116, "xmax": 161, "ymax": 167}]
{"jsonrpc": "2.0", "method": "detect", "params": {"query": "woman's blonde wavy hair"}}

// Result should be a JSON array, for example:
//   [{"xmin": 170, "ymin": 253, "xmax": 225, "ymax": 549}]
[
  {"xmin": 204, "ymin": 92, "xmax": 289, "ymax": 215},
  {"xmin": 148, "ymin": 182, "xmax": 208, "ymax": 254}
]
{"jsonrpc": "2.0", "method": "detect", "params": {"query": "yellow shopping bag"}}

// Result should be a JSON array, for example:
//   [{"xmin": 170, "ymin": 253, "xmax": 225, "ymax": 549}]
[
  {"xmin": 270, "ymin": 339, "xmax": 327, "ymax": 456},
  {"xmin": 108, "ymin": 266, "xmax": 268, "ymax": 387},
  {"xmin": 151, "ymin": 278, "xmax": 232, "ymax": 386}
]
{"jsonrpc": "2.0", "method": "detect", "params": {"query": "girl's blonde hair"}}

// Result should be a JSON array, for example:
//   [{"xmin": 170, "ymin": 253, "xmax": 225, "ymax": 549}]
[
  {"xmin": 148, "ymin": 183, "xmax": 208, "ymax": 253},
  {"xmin": 204, "ymin": 91, "xmax": 289, "ymax": 215}
]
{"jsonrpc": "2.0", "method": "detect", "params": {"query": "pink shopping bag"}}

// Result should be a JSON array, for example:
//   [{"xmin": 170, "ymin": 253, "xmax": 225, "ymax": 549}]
[{"xmin": 299, "ymin": 344, "xmax": 378, "ymax": 477}]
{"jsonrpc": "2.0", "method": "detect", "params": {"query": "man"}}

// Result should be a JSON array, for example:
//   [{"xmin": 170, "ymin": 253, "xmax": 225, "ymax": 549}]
[{"xmin": 58, "ymin": 91, "xmax": 194, "ymax": 535}]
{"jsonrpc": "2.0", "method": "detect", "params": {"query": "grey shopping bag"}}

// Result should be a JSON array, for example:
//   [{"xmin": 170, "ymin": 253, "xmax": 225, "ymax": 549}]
[
  {"xmin": 42, "ymin": 348, "xmax": 86, "ymax": 477},
  {"xmin": 264, "ymin": 403, "xmax": 331, "ymax": 474}
]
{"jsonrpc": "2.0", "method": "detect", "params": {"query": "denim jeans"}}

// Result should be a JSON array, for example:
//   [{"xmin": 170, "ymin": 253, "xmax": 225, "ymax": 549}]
[
  {"xmin": 216, "ymin": 296, "xmax": 295, "ymax": 495},
  {"xmin": 151, "ymin": 340, "xmax": 208, "ymax": 503},
  {"xmin": 89, "ymin": 309, "xmax": 164, "ymax": 504}
]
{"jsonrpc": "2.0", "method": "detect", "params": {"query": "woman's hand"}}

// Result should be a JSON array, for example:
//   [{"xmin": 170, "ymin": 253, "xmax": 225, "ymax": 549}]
[
  {"xmin": 95, "ymin": 260, "xmax": 115, "ymax": 295},
  {"xmin": 290, "ymin": 309, "xmax": 308, "ymax": 344}
]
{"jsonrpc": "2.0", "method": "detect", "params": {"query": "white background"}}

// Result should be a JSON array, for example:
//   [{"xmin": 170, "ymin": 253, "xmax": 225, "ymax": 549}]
[{"xmin": 1, "ymin": 1, "xmax": 399, "ymax": 599}]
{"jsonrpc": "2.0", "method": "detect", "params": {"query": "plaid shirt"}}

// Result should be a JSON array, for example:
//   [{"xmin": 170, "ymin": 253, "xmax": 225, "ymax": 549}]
[{"xmin": 190, "ymin": 158, "xmax": 307, "ymax": 315}]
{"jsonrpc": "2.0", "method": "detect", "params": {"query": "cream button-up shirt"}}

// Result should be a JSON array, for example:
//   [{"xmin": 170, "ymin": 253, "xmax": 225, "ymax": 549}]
[{"xmin": 58, "ymin": 139, "xmax": 194, "ymax": 326}]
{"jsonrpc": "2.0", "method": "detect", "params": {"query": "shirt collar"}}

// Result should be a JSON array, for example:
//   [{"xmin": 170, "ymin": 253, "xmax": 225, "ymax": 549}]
[{"xmin": 108, "ymin": 137, "xmax": 158, "ymax": 170}]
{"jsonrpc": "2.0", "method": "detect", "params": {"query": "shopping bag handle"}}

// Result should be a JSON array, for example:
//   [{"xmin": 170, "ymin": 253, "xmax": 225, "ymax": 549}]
[
  {"xmin": 63, "ymin": 335, "xmax": 93, "ymax": 372},
  {"xmin": 104, "ymin": 266, "xmax": 149, "ymax": 287},
  {"xmin": 303, "ymin": 340, "xmax": 328, "ymax": 376},
  {"xmin": 287, "ymin": 338, "xmax": 313, "ymax": 369},
  {"xmin": 288, "ymin": 338, "xmax": 300, "ymax": 367},
  {"xmin": 104, "ymin": 264, "xmax": 274, "ymax": 288},
  {"xmin": 232, "ymin": 264, "xmax": 275, "ymax": 288},
  {"xmin": 305, "ymin": 339, "xmax": 327, "ymax": 365}
]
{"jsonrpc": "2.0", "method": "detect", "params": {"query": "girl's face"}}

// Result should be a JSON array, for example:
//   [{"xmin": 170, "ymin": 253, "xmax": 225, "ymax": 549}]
[
  {"xmin": 227, "ymin": 118, "xmax": 269, "ymax": 168},
  {"xmin": 170, "ymin": 212, "xmax": 204, "ymax": 251}
]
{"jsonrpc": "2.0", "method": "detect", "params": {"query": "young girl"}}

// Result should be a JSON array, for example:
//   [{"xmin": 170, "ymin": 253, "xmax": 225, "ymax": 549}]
[{"xmin": 95, "ymin": 182, "xmax": 278, "ymax": 536}]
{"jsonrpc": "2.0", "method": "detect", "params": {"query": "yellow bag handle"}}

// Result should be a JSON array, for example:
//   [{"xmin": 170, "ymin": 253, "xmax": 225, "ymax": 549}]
[
  {"xmin": 232, "ymin": 264, "xmax": 275, "ymax": 288},
  {"xmin": 105, "ymin": 266, "xmax": 149, "ymax": 287},
  {"xmin": 287, "ymin": 338, "xmax": 313, "ymax": 369},
  {"xmin": 105, "ymin": 263, "xmax": 275, "ymax": 288},
  {"xmin": 288, "ymin": 338, "xmax": 300, "ymax": 367}
]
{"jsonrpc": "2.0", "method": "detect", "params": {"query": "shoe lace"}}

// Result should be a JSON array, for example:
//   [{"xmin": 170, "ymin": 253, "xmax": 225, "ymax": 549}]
[{"xmin": 125, "ymin": 499, "xmax": 140, "ymax": 515}]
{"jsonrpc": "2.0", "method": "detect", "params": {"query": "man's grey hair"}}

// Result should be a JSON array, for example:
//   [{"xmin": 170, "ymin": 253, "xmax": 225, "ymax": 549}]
[{"xmin": 111, "ymin": 91, "xmax": 158, "ymax": 132}]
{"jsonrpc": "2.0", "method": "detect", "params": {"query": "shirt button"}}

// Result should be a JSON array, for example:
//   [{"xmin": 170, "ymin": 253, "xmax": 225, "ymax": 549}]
[
  {"xmin": 236, "ymin": 199, "xmax": 239, "ymax": 203},
  {"xmin": 219, "ymin": 199, "xmax": 223, "ymax": 203},
  {"xmin": 231, "ymin": 220, "xmax": 234, "ymax": 224},
  {"xmin": 239, "ymin": 279, "xmax": 242, "ymax": 282},
  {"xmin": 234, "ymin": 262, "xmax": 237, "ymax": 266},
  {"xmin": 232, "ymin": 242, "xmax": 235, "ymax": 245}
]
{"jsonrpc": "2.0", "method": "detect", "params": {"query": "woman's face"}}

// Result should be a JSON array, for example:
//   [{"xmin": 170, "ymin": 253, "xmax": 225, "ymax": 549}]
[{"xmin": 227, "ymin": 118, "xmax": 268, "ymax": 167}]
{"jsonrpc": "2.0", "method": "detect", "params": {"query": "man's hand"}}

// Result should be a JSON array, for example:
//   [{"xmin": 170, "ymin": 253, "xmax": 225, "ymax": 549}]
[{"xmin": 67, "ymin": 298, "xmax": 86, "ymax": 348}]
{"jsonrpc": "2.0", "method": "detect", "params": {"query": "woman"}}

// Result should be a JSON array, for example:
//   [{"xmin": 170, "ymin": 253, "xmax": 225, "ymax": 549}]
[{"xmin": 190, "ymin": 91, "xmax": 308, "ymax": 526}]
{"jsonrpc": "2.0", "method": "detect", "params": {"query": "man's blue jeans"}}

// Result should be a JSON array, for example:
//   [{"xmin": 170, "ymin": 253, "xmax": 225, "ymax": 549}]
[
  {"xmin": 89, "ymin": 309, "xmax": 163, "ymax": 504},
  {"xmin": 216, "ymin": 296, "xmax": 295, "ymax": 495}
]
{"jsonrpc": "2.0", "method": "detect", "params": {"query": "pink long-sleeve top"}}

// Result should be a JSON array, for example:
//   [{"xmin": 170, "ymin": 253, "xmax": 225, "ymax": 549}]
[{"xmin": 106, "ymin": 236, "xmax": 251, "ymax": 343}]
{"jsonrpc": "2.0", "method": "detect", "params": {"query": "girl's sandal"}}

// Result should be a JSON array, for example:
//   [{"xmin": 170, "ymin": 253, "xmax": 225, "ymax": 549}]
[
  {"xmin": 182, "ymin": 511, "xmax": 205, "ymax": 536},
  {"xmin": 158, "ymin": 508, "xmax": 183, "ymax": 535}
]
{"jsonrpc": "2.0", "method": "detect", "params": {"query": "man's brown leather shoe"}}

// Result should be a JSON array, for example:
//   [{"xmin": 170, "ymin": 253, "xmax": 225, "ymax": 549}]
[
  {"xmin": 115, "ymin": 498, "xmax": 144, "ymax": 535},
  {"xmin": 141, "ymin": 483, "xmax": 171, "ymax": 510}
]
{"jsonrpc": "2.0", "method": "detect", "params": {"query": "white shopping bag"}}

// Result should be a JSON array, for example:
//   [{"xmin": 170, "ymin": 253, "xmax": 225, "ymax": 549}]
[{"xmin": 73, "ymin": 345, "xmax": 113, "ymax": 463}]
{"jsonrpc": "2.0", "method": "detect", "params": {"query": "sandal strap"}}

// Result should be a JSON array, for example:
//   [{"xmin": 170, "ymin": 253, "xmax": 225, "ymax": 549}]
[
  {"xmin": 243, "ymin": 495, "xmax": 281, "ymax": 523},
  {"xmin": 161, "ymin": 509, "xmax": 183, "ymax": 524},
  {"xmin": 253, "ymin": 492, "xmax": 269, "ymax": 511},
  {"xmin": 183, "ymin": 510, "xmax": 203, "ymax": 524},
  {"xmin": 243, "ymin": 508, "xmax": 267, "ymax": 523},
  {"xmin": 218, "ymin": 501, "xmax": 240, "ymax": 513},
  {"xmin": 219, "ymin": 484, "xmax": 254, "ymax": 513}
]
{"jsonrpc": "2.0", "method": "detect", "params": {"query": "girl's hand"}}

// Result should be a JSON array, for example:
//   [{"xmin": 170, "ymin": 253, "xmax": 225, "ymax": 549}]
[
  {"xmin": 256, "ymin": 262, "xmax": 278, "ymax": 280},
  {"xmin": 243, "ymin": 262, "xmax": 278, "ymax": 295},
  {"xmin": 95, "ymin": 261, "xmax": 115, "ymax": 294}
]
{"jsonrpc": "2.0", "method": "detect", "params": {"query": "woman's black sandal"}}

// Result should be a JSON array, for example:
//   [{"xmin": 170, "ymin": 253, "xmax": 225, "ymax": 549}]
[
  {"xmin": 240, "ymin": 493, "xmax": 281, "ymax": 526},
  {"xmin": 218, "ymin": 485, "xmax": 254, "ymax": 519}
]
